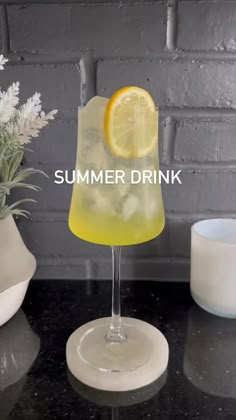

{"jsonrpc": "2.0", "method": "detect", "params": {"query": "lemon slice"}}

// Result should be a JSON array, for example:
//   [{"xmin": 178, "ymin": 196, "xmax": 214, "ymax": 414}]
[{"xmin": 104, "ymin": 86, "xmax": 158, "ymax": 159}]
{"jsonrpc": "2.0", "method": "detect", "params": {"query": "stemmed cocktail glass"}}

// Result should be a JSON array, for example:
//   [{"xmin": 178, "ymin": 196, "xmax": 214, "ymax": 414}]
[{"xmin": 66, "ymin": 88, "xmax": 169, "ymax": 391}]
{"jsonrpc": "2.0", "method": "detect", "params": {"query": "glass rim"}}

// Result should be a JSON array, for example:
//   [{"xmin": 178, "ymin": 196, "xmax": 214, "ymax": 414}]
[
  {"xmin": 78, "ymin": 104, "xmax": 159, "ymax": 111},
  {"xmin": 192, "ymin": 218, "xmax": 236, "ymax": 247}
]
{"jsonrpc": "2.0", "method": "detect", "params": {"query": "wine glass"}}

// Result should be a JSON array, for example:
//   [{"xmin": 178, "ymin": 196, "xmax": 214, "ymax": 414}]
[{"xmin": 66, "ymin": 93, "xmax": 169, "ymax": 391}]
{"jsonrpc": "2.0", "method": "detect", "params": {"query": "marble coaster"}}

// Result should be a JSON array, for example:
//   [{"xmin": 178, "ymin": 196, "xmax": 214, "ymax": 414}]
[{"xmin": 66, "ymin": 317, "xmax": 169, "ymax": 391}]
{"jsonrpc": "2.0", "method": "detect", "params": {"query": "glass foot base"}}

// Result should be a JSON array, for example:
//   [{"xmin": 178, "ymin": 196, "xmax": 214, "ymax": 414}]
[{"xmin": 66, "ymin": 317, "xmax": 169, "ymax": 391}]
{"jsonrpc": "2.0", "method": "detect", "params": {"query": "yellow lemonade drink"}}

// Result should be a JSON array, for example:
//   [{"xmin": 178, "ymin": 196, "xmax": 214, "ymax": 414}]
[{"xmin": 69, "ymin": 88, "xmax": 165, "ymax": 246}]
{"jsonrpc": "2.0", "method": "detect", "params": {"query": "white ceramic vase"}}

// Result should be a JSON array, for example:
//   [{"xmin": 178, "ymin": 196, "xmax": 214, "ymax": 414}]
[{"xmin": 0, "ymin": 215, "xmax": 36, "ymax": 327}]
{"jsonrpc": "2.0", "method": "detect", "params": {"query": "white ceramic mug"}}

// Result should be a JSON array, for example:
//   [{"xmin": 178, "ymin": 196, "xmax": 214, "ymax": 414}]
[{"xmin": 191, "ymin": 218, "xmax": 236, "ymax": 318}]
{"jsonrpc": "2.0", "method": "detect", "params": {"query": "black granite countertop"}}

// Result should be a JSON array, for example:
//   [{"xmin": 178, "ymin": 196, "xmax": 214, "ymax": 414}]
[{"xmin": 1, "ymin": 280, "xmax": 236, "ymax": 420}]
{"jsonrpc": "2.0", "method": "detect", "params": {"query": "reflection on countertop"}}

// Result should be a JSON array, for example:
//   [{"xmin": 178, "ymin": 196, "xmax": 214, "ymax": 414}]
[
  {"xmin": 4, "ymin": 280, "xmax": 236, "ymax": 419},
  {"xmin": 0, "ymin": 310, "xmax": 40, "ymax": 420},
  {"xmin": 68, "ymin": 368, "xmax": 167, "ymax": 408},
  {"xmin": 184, "ymin": 305, "xmax": 236, "ymax": 399}
]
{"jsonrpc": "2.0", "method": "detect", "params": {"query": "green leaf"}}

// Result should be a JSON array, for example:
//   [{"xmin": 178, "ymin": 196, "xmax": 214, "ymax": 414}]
[
  {"xmin": 0, "ymin": 208, "xmax": 31, "ymax": 220},
  {"xmin": 0, "ymin": 198, "xmax": 36, "ymax": 220},
  {"xmin": 6, "ymin": 198, "xmax": 36, "ymax": 210},
  {"xmin": 0, "ymin": 181, "xmax": 41, "ymax": 192},
  {"xmin": 0, "ymin": 144, "xmax": 7, "ymax": 163},
  {"xmin": 10, "ymin": 209, "xmax": 30, "ymax": 218},
  {"xmin": 8, "ymin": 150, "xmax": 24, "ymax": 180},
  {"xmin": 0, "ymin": 184, "xmax": 9, "ymax": 194},
  {"xmin": 10, "ymin": 182, "xmax": 41, "ymax": 191},
  {"xmin": 0, "ymin": 157, "xmax": 9, "ymax": 181},
  {"xmin": 13, "ymin": 167, "xmax": 48, "ymax": 183},
  {"xmin": 0, "ymin": 192, "xmax": 6, "ymax": 208}
]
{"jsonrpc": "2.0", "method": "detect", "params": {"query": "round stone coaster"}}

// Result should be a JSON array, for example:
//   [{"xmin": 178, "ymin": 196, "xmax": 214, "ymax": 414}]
[{"xmin": 66, "ymin": 317, "xmax": 169, "ymax": 392}]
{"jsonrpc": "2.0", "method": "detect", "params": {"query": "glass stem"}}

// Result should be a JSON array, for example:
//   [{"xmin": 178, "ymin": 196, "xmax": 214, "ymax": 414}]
[{"xmin": 105, "ymin": 246, "xmax": 127, "ymax": 343}]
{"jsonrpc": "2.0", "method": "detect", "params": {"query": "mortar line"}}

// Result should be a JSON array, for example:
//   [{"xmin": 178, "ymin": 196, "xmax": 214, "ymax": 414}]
[
  {"xmin": 6, "ymin": 51, "xmax": 236, "ymax": 66},
  {"xmin": 36, "ymin": 256, "xmax": 190, "ymax": 264},
  {"xmin": 159, "ymin": 108, "xmax": 236, "ymax": 119},
  {"xmin": 25, "ymin": 210, "xmax": 236, "ymax": 222},
  {"xmin": 0, "ymin": 5, "xmax": 10, "ymax": 55},
  {"xmin": 97, "ymin": 51, "xmax": 236, "ymax": 62},
  {"xmin": 162, "ymin": 116, "xmax": 177, "ymax": 164},
  {"xmin": 0, "ymin": 0, "xmax": 164, "ymax": 4},
  {"xmin": 33, "ymin": 160, "xmax": 236, "ymax": 170},
  {"xmin": 166, "ymin": 0, "xmax": 178, "ymax": 52},
  {"xmin": 15, "ymin": 106, "xmax": 236, "ymax": 119}
]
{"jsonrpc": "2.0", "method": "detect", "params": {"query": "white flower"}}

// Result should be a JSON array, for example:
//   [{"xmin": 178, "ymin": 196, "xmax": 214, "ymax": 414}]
[
  {"xmin": 0, "ymin": 55, "xmax": 8, "ymax": 70},
  {"xmin": 0, "ymin": 82, "xmax": 19, "ymax": 123},
  {"xmin": 0, "ymin": 54, "xmax": 58, "ymax": 220},
  {"xmin": 12, "ymin": 92, "xmax": 57, "ymax": 144},
  {"xmin": 0, "ymin": 54, "xmax": 57, "ymax": 146}
]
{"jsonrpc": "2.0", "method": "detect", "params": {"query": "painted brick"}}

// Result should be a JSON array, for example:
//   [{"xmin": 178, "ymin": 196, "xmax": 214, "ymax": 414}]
[
  {"xmin": 18, "ymin": 215, "xmax": 190, "ymax": 260},
  {"xmin": 34, "ymin": 258, "xmax": 190, "ymax": 282},
  {"xmin": 97, "ymin": 60, "xmax": 236, "ymax": 108},
  {"xmin": 25, "ymin": 119, "xmax": 77, "ymax": 166},
  {"xmin": 3, "ymin": 0, "xmax": 236, "ymax": 281},
  {"xmin": 162, "ymin": 170, "xmax": 236, "ymax": 213},
  {"xmin": 123, "ymin": 224, "xmax": 169, "ymax": 258},
  {"xmin": 26, "ymin": 117, "xmax": 164, "ymax": 168},
  {"xmin": 167, "ymin": 214, "xmax": 236, "ymax": 258},
  {"xmin": 35, "ymin": 258, "xmax": 88, "ymax": 280},
  {"xmin": 2, "ymin": 0, "xmax": 147, "ymax": 3},
  {"xmin": 129, "ymin": 215, "xmax": 214, "ymax": 259},
  {"xmin": 178, "ymin": 1, "xmax": 236, "ymax": 51},
  {"xmin": 14, "ymin": 166, "xmax": 236, "ymax": 265},
  {"xmin": 174, "ymin": 120, "xmax": 236, "ymax": 163},
  {"xmin": 123, "ymin": 235, "xmax": 169, "ymax": 258},
  {"xmin": 16, "ymin": 167, "xmax": 233, "ymax": 215},
  {"xmin": 122, "ymin": 216, "xmax": 199, "ymax": 259},
  {"xmin": 11, "ymin": 168, "xmax": 72, "ymax": 212},
  {"xmin": 0, "ymin": 64, "xmax": 80, "ymax": 113},
  {"xmin": 124, "ymin": 216, "xmax": 190, "ymax": 258},
  {"xmin": 8, "ymin": 3, "xmax": 166, "ymax": 57},
  {"xmin": 36, "ymin": 257, "xmax": 189, "ymax": 281},
  {"xmin": 162, "ymin": 169, "xmax": 236, "ymax": 213},
  {"xmin": 169, "ymin": 216, "xmax": 195, "ymax": 258},
  {"xmin": 0, "ymin": 7, "xmax": 4, "ymax": 53},
  {"xmin": 121, "ymin": 257, "xmax": 189, "ymax": 281},
  {"xmin": 18, "ymin": 218, "xmax": 110, "ymax": 258}
]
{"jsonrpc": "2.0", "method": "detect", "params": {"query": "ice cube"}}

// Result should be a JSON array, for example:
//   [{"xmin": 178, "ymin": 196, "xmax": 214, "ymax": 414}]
[
  {"xmin": 143, "ymin": 196, "xmax": 159, "ymax": 218},
  {"xmin": 80, "ymin": 96, "xmax": 109, "ymax": 134},
  {"xmin": 85, "ymin": 95, "xmax": 109, "ymax": 110},
  {"xmin": 117, "ymin": 182, "xmax": 131, "ymax": 198},
  {"xmin": 122, "ymin": 194, "xmax": 139, "ymax": 221},
  {"xmin": 88, "ymin": 142, "xmax": 109, "ymax": 170},
  {"xmin": 92, "ymin": 188, "xmax": 116, "ymax": 215},
  {"xmin": 77, "ymin": 96, "xmax": 109, "ymax": 168}
]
